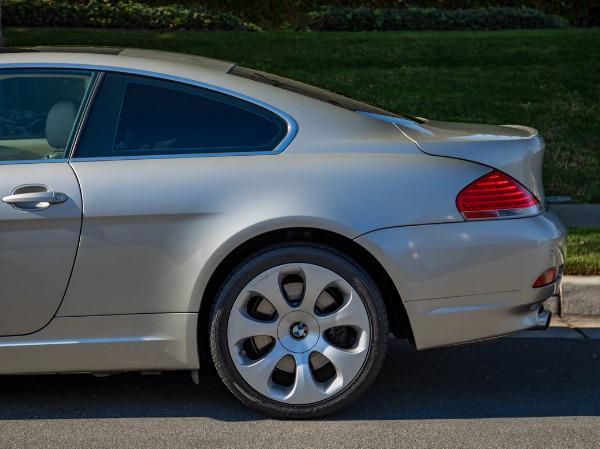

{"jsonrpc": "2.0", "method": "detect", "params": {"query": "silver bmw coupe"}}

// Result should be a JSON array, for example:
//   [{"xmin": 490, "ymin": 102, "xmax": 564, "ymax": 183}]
[{"xmin": 0, "ymin": 47, "xmax": 566, "ymax": 418}]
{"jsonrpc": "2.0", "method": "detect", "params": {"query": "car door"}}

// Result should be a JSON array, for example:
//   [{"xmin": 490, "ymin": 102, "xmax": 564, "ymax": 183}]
[{"xmin": 0, "ymin": 69, "xmax": 96, "ymax": 336}]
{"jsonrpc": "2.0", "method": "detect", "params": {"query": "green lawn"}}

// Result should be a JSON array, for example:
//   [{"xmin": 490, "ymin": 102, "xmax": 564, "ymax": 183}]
[
  {"xmin": 5, "ymin": 27, "xmax": 599, "ymax": 203},
  {"xmin": 3, "ymin": 28, "xmax": 599, "ymax": 274},
  {"xmin": 566, "ymin": 228, "xmax": 600, "ymax": 276}
]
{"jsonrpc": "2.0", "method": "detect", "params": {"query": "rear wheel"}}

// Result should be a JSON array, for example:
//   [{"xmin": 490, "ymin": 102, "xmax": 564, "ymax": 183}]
[{"xmin": 209, "ymin": 243, "xmax": 389, "ymax": 418}]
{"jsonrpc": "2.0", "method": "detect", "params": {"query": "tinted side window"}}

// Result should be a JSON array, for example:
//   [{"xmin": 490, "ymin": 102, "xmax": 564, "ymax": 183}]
[
  {"xmin": 0, "ymin": 69, "xmax": 96, "ymax": 161},
  {"xmin": 75, "ymin": 73, "xmax": 288, "ymax": 158}
]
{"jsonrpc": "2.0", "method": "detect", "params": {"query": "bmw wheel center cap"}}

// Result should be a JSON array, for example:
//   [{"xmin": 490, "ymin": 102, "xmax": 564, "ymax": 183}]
[{"xmin": 290, "ymin": 322, "xmax": 308, "ymax": 340}]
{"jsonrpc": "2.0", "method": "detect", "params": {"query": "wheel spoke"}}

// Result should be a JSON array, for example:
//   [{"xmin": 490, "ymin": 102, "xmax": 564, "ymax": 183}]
[
  {"xmin": 298, "ymin": 265, "xmax": 340, "ymax": 314},
  {"xmin": 316, "ymin": 291, "xmax": 370, "ymax": 332},
  {"xmin": 245, "ymin": 269, "xmax": 292, "ymax": 316},
  {"xmin": 287, "ymin": 352, "xmax": 329, "ymax": 404},
  {"xmin": 227, "ymin": 307, "xmax": 278, "ymax": 345},
  {"xmin": 314, "ymin": 339, "xmax": 367, "ymax": 385},
  {"xmin": 235, "ymin": 343, "xmax": 288, "ymax": 396}
]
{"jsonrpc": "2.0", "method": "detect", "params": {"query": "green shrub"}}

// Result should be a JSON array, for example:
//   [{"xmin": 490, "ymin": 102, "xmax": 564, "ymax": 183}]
[
  {"xmin": 308, "ymin": 6, "xmax": 570, "ymax": 31},
  {"xmin": 54, "ymin": 1, "xmax": 599, "ymax": 28},
  {"xmin": 2, "ymin": 0, "xmax": 262, "ymax": 31},
  {"xmin": 10, "ymin": 1, "xmax": 596, "ymax": 28}
]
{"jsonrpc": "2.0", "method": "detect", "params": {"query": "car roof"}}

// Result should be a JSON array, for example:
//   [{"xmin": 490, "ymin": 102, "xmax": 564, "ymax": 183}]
[{"xmin": 0, "ymin": 46, "xmax": 237, "ymax": 73}]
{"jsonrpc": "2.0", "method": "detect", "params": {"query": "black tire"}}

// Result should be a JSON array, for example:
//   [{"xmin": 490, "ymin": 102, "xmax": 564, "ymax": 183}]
[{"xmin": 209, "ymin": 242, "xmax": 389, "ymax": 418}]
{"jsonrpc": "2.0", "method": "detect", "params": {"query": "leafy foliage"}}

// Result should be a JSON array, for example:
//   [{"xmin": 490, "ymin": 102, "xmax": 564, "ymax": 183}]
[
  {"xmin": 52, "ymin": 0, "xmax": 599, "ymax": 28},
  {"xmin": 2, "ymin": 0, "xmax": 261, "ymax": 31},
  {"xmin": 307, "ymin": 6, "xmax": 570, "ymax": 31}
]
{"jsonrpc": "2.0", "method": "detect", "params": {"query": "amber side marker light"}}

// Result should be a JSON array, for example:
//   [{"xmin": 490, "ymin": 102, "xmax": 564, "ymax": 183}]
[
  {"xmin": 456, "ymin": 170, "xmax": 544, "ymax": 220},
  {"xmin": 532, "ymin": 267, "xmax": 558, "ymax": 288}
]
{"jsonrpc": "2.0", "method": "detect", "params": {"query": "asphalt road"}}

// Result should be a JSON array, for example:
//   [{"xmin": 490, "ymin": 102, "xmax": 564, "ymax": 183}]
[{"xmin": 1, "ymin": 335, "xmax": 599, "ymax": 448}]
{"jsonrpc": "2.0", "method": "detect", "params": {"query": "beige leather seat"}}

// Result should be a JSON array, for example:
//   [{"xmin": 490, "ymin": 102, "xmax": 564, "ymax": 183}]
[{"xmin": 44, "ymin": 100, "xmax": 80, "ymax": 159}]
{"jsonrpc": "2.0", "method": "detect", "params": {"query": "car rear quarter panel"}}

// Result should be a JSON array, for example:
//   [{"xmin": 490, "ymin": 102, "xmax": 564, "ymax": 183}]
[{"xmin": 60, "ymin": 152, "xmax": 489, "ymax": 317}]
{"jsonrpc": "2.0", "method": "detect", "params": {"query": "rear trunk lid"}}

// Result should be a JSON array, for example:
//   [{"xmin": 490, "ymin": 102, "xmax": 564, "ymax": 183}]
[{"xmin": 393, "ymin": 119, "xmax": 546, "ymax": 204}]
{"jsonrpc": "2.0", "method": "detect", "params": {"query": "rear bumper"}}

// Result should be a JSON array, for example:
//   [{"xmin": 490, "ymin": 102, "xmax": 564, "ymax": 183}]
[{"xmin": 356, "ymin": 210, "xmax": 567, "ymax": 350}]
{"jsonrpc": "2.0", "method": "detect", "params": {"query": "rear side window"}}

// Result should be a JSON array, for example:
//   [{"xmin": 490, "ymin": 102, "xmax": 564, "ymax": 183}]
[{"xmin": 75, "ymin": 73, "xmax": 288, "ymax": 158}]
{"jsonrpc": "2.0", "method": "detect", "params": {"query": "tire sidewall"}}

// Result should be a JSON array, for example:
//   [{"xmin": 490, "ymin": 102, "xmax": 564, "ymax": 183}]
[{"xmin": 210, "ymin": 243, "xmax": 388, "ymax": 418}]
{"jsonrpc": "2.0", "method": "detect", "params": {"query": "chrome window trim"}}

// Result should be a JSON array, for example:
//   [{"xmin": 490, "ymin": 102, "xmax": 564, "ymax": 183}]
[
  {"xmin": 67, "ymin": 71, "xmax": 104, "ymax": 159},
  {"xmin": 0, "ymin": 159, "xmax": 68, "ymax": 166},
  {"xmin": 0, "ymin": 63, "xmax": 298, "ymax": 160},
  {"xmin": 71, "ymin": 151, "xmax": 285, "ymax": 162}
]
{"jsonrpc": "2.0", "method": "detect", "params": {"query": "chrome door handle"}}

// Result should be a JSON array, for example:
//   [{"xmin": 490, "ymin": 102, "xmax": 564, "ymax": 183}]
[{"xmin": 2, "ymin": 191, "xmax": 68, "ymax": 204}]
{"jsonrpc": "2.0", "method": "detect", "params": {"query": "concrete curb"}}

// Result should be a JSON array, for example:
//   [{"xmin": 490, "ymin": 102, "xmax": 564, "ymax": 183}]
[
  {"xmin": 549, "ymin": 276, "xmax": 600, "ymax": 316},
  {"xmin": 550, "ymin": 204, "xmax": 600, "ymax": 228}
]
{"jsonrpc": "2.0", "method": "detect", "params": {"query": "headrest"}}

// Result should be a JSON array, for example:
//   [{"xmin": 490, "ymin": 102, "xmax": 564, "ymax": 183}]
[{"xmin": 45, "ymin": 100, "xmax": 80, "ymax": 149}]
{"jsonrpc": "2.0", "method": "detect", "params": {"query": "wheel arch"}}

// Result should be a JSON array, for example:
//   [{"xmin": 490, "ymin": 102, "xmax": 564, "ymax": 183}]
[{"xmin": 197, "ymin": 227, "xmax": 414, "ymax": 360}]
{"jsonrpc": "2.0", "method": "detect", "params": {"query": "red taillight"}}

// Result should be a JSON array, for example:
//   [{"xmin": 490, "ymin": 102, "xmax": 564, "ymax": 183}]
[
  {"xmin": 532, "ymin": 267, "xmax": 558, "ymax": 288},
  {"xmin": 456, "ymin": 170, "xmax": 543, "ymax": 220}
]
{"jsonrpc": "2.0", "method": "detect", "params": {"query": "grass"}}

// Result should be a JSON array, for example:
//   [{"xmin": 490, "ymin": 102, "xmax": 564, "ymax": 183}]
[
  {"xmin": 565, "ymin": 228, "xmax": 600, "ymax": 276},
  {"xmin": 4, "ymin": 27, "xmax": 599, "ymax": 203},
  {"xmin": 3, "ymin": 28, "xmax": 599, "ymax": 274}
]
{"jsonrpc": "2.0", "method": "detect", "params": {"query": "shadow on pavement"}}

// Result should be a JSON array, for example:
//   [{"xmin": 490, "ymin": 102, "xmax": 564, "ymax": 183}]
[{"xmin": 0, "ymin": 336, "xmax": 598, "ymax": 422}]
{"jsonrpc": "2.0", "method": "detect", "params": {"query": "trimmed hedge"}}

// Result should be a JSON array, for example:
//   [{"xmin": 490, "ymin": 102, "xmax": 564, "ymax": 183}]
[
  {"xmin": 307, "ymin": 6, "xmax": 570, "ymax": 31},
  {"xmin": 0, "ymin": 1, "xmax": 576, "ymax": 31},
  {"xmin": 3, "ymin": 0, "xmax": 262, "ymax": 31},
  {"xmin": 53, "ymin": 1, "xmax": 599, "ymax": 28}
]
